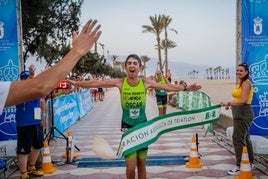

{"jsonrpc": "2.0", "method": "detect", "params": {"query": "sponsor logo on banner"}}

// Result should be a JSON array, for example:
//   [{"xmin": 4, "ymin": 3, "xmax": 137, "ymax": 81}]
[{"xmin": 253, "ymin": 17, "xmax": 262, "ymax": 35}]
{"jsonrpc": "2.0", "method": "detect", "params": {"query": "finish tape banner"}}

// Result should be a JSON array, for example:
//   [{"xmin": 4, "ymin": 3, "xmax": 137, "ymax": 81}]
[{"xmin": 116, "ymin": 104, "xmax": 220, "ymax": 157}]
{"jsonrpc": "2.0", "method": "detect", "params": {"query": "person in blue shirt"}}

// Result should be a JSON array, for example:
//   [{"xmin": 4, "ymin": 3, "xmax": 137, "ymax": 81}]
[{"xmin": 16, "ymin": 70, "xmax": 46, "ymax": 179}]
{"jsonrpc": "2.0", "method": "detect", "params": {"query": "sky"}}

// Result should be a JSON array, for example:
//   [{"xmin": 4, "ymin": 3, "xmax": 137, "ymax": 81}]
[{"xmin": 80, "ymin": 0, "xmax": 237, "ymax": 68}]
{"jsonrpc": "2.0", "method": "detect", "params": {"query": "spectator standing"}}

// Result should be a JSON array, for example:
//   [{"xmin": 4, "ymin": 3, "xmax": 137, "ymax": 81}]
[
  {"xmin": 16, "ymin": 70, "xmax": 46, "ymax": 179},
  {"xmin": 220, "ymin": 63, "xmax": 255, "ymax": 176}
]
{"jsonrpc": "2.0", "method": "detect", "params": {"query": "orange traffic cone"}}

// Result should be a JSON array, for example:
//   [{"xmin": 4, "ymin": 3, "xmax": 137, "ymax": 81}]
[
  {"xmin": 42, "ymin": 141, "xmax": 56, "ymax": 174},
  {"xmin": 185, "ymin": 135, "xmax": 202, "ymax": 168},
  {"xmin": 234, "ymin": 146, "xmax": 253, "ymax": 179}
]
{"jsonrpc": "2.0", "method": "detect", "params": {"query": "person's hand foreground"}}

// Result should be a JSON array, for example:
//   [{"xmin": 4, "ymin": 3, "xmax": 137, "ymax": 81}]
[{"xmin": 72, "ymin": 19, "xmax": 102, "ymax": 57}]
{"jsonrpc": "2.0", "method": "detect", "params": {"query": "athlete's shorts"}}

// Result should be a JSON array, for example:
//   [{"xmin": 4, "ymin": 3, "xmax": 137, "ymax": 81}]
[
  {"xmin": 98, "ymin": 87, "xmax": 104, "ymax": 93},
  {"xmin": 125, "ymin": 147, "xmax": 148, "ymax": 160},
  {"xmin": 156, "ymin": 94, "xmax": 167, "ymax": 107},
  {"xmin": 121, "ymin": 120, "xmax": 147, "ymax": 131},
  {"xmin": 121, "ymin": 121, "xmax": 148, "ymax": 160},
  {"xmin": 16, "ymin": 124, "xmax": 44, "ymax": 154}
]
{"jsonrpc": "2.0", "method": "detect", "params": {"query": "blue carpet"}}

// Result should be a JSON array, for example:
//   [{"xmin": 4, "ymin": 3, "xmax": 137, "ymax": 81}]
[{"xmin": 77, "ymin": 155, "xmax": 188, "ymax": 168}]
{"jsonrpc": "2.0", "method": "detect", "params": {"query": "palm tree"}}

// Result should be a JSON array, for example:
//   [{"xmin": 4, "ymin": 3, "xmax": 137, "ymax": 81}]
[
  {"xmin": 192, "ymin": 70, "xmax": 199, "ymax": 79},
  {"xmin": 142, "ymin": 15, "xmax": 164, "ymax": 71},
  {"xmin": 206, "ymin": 68, "xmax": 209, "ymax": 79},
  {"xmin": 209, "ymin": 67, "xmax": 213, "ymax": 79},
  {"xmin": 214, "ymin": 68, "xmax": 218, "ymax": 79},
  {"xmin": 222, "ymin": 68, "xmax": 225, "ymax": 79},
  {"xmin": 161, "ymin": 39, "xmax": 176, "ymax": 71},
  {"xmin": 140, "ymin": 55, "xmax": 150, "ymax": 77},
  {"xmin": 217, "ymin": 66, "xmax": 222, "ymax": 79},
  {"xmin": 192, "ymin": 70, "xmax": 196, "ymax": 79},
  {"xmin": 225, "ymin": 68, "xmax": 230, "ymax": 79},
  {"xmin": 162, "ymin": 15, "xmax": 178, "ymax": 74}
]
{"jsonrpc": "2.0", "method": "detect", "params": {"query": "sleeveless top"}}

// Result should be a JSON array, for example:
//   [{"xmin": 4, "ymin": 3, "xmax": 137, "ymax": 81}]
[
  {"xmin": 121, "ymin": 78, "xmax": 147, "ymax": 126},
  {"xmin": 16, "ymin": 98, "xmax": 41, "ymax": 126},
  {"xmin": 232, "ymin": 83, "xmax": 253, "ymax": 104},
  {"xmin": 155, "ymin": 77, "xmax": 167, "ymax": 96}
]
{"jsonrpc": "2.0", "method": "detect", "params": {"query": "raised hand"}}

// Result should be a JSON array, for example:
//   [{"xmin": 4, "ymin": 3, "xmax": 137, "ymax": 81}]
[{"xmin": 72, "ymin": 19, "xmax": 102, "ymax": 57}]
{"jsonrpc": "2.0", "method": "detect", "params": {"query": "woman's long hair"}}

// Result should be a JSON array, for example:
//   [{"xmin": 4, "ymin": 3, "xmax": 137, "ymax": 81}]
[{"xmin": 238, "ymin": 63, "xmax": 249, "ymax": 87}]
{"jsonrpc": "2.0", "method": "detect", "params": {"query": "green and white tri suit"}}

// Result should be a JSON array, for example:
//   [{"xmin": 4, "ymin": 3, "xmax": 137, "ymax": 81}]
[
  {"xmin": 120, "ymin": 77, "xmax": 148, "ymax": 159},
  {"xmin": 155, "ymin": 77, "xmax": 167, "ymax": 107},
  {"xmin": 121, "ymin": 78, "xmax": 147, "ymax": 127}
]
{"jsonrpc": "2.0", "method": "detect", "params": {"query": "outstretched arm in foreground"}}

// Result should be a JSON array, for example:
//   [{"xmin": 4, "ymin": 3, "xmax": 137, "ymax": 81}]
[
  {"xmin": 5, "ymin": 19, "xmax": 102, "ymax": 107},
  {"xmin": 68, "ymin": 78, "xmax": 122, "ymax": 90}
]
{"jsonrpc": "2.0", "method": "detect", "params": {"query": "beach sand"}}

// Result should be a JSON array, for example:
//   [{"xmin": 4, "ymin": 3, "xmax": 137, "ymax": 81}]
[
  {"xmin": 175, "ymin": 78, "xmax": 237, "ymax": 129},
  {"xmin": 181, "ymin": 78, "xmax": 236, "ymax": 104}
]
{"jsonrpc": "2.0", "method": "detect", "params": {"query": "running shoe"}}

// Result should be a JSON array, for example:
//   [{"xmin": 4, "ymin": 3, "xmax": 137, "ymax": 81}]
[
  {"xmin": 227, "ymin": 165, "xmax": 240, "ymax": 175},
  {"xmin": 28, "ymin": 167, "xmax": 44, "ymax": 176}
]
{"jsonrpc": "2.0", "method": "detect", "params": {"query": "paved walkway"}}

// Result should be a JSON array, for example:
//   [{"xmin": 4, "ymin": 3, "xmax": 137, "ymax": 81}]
[{"xmin": 10, "ymin": 87, "xmax": 266, "ymax": 179}]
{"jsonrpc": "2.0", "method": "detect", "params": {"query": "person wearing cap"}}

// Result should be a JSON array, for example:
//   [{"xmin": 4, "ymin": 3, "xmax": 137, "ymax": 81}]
[
  {"xmin": 0, "ymin": 19, "xmax": 101, "ymax": 115},
  {"xmin": 16, "ymin": 69, "xmax": 46, "ymax": 179}
]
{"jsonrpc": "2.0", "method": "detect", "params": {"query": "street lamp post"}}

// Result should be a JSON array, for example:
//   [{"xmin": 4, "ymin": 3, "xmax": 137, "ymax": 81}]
[
  {"xmin": 98, "ymin": 43, "xmax": 105, "ymax": 57},
  {"xmin": 107, "ymin": 50, "xmax": 110, "ymax": 66}
]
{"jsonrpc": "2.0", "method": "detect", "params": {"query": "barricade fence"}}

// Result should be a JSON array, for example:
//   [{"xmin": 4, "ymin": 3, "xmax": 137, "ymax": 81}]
[{"xmin": 44, "ymin": 89, "xmax": 93, "ymax": 138}]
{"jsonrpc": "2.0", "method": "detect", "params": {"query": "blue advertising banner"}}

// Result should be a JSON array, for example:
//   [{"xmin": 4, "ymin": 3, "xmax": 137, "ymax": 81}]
[
  {"xmin": 53, "ymin": 94, "xmax": 81, "ymax": 137},
  {"xmin": 43, "ymin": 90, "xmax": 93, "ymax": 139},
  {"xmin": 0, "ymin": 0, "xmax": 19, "ymax": 141},
  {"xmin": 0, "ymin": 0, "xmax": 19, "ymax": 80},
  {"xmin": 242, "ymin": 0, "xmax": 268, "ymax": 135},
  {"xmin": 78, "ymin": 89, "xmax": 93, "ymax": 118}
]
